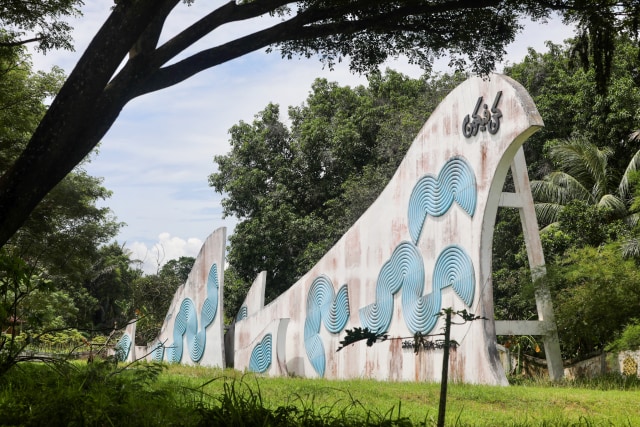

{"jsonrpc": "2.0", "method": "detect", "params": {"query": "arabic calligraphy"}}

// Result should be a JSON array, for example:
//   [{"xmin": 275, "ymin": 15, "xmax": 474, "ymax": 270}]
[{"xmin": 462, "ymin": 91, "xmax": 502, "ymax": 138}]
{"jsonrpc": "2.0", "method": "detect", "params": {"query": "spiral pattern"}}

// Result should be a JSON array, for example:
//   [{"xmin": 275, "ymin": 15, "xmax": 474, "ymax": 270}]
[
  {"xmin": 167, "ymin": 262, "xmax": 220, "ymax": 363},
  {"xmin": 408, "ymin": 156, "xmax": 477, "ymax": 243},
  {"xmin": 151, "ymin": 341, "xmax": 164, "ymax": 362},
  {"xmin": 115, "ymin": 333, "xmax": 131, "ymax": 362},
  {"xmin": 249, "ymin": 333, "xmax": 272, "ymax": 373},
  {"xmin": 236, "ymin": 305, "xmax": 248, "ymax": 321},
  {"xmin": 360, "ymin": 242, "xmax": 423, "ymax": 334},
  {"xmin": 304, "ymin": 276, "xmax": 350, "ymax": 377},
  {"xmin": 402, "ymin": 245, "xmax": 475, "ymax": 334}
]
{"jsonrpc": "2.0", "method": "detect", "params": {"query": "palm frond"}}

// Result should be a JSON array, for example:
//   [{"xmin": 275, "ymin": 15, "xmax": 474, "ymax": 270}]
[
  {"xmin": 531, "ymin": 171, "xmax": 593, "ymax": 205},
  {"xmin": 624, "ymin": 212, "xmax": 640, "ymax": 228},
  {"xmin": 534, "ymin": 202, "xmax": 564, "ymax": 225},
  {"xmin": 618, "ymin": 149, "xmax": 640, "ymax": 199},
  {"xmin": 621, "ymin": 237, "xmax": 640, "ymax": 259},
  {"xmin": 548, "ymin": 138, "xmax": 612, "ymax": 200},
  {"xmin": 597, "ymin": 194, "xmax": 627, "ymax": 218}
]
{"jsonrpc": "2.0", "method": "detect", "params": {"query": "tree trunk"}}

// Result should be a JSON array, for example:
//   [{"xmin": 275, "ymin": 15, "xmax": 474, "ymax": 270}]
[{"xmin": 0, "ymin": 0, "xmax": 176, "ymax": 247}]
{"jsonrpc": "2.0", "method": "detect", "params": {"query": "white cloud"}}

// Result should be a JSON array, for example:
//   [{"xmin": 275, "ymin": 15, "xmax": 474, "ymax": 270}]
[{"xmin": 128, "ymin": 233, "xmax": 203, "ymax": 275}]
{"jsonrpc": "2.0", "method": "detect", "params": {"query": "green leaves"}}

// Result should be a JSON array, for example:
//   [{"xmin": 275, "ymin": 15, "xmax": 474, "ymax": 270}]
[
  {"xmin": 0, "ymin": 0, "xmax": 82, "ymax": 52},
  {"xmin": 547, "ymin": 243, "xmax": 640, "ymax": 358},
  {"xmin": 337, "ymin": 327, "xmax": 388, "ymax": 351},
  {"xmin": 212, "ymin": 71, "xmax": 462, "ymax": 308}
]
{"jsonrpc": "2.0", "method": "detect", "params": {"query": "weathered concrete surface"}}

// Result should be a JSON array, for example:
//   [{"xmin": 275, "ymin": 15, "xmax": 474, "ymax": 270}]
[
  {"xmin": 232, "ymin": 74, "xmax": 545, "ymax": 385},
  {"xmin": 143, "ymin": 227, "xmax": 227, "ymax": 367}
]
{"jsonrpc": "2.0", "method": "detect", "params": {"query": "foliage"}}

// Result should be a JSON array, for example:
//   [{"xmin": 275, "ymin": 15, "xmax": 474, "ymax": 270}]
[
  {"xmin": 0, "ymin": 360, "xmax": 201, "ymax": 427},
  {"xmin": 493, "ymin": 36, "xmax": 640, "ymax": 357},
  {"xmin": 506, "ymin": 35, "xmax": 640, "ymax": 178},
  {"xmin": 212, "ymin": 71, "xmax": 464, "ymax": 306},
  {"xmin": 81, "ymin": 242, "xmax": 140, "ymax": 329},
  {"xmin": 606, "ymin": 321, "xmax": 640, "ymax": 352},
  {"xmin": 531, "ymin": 138, "xmax": 640, "ymax": 227},
  {"xmin": 545, "ymin": 243, "xmax": 640, "ymax": 359},
  {"xmin": 5, "ymin": 363, "xmax": 639, "ymax": 426},
  {"xmin": 0, "ymin": 0, "xmax": 82, "ymax": 52},
  {"xmin": 0, "ymin": 250, "xmax": 45, "ymax": 375}
]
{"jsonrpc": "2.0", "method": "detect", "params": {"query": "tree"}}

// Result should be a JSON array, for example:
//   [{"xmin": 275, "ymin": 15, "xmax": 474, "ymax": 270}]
[
  {"xmin": 546, "ymin": 243, "xmax": 640, "ymax": 359},
  {"xmin": 531, "ymin": 137, "xmax": 640, "ymax": 226},
  {"xmin": 0, "ymin": 0, "xmax": 82, "ymax": 52},
  {"xmin": 0, "ymin": 0, "xmax": 638, "ymax": 249},
  {"xmin": 159, "ymin": 256, "xmax": 195, "ymax": 285},
  {"xmin": 0, "ymin": 48, "xmax": 125, "ymax": 337},
  {"xmin": 211, "ymin": 71, "xmax": 462, "ymax": 306},
  {"xmin": 506, "ymin": 34, "xmax": 640, "ymax": 179}
]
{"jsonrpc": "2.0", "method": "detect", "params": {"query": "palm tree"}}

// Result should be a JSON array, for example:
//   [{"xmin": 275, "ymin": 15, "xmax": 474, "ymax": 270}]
[{"xmin": 531, "ymin": 137, "xmax": 640, "ymax": 227}]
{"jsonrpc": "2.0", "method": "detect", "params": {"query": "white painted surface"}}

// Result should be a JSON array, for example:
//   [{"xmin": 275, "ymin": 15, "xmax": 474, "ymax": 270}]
[{"xmin": 232, "ymin": 74, "xmax": 545, "ymax": 385}]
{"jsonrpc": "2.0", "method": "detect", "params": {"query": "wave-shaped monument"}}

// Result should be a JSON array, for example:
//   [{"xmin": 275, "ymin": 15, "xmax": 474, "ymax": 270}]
[{"xmin": 122, "ymin": 74, "xmax": 563, "ymax": 385}]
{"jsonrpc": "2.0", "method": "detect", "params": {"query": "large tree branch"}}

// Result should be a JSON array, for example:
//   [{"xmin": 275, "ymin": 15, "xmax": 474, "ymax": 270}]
[
  {"xmin": 129, "ymin": 1, "xmax": 180, "ymax": 59},
  {"xmin": 0, "ymin": 0, "xmax": 179, "ymax": 247},
  {"xmin": 136, "ymin": 0, "xmax": 506, "ymax": 95},
  {"xmin": 0, "ymin": 37, "xmax": 43, "ymax": 47},
  {"xmin": 151, "ymin": 0, "xmax": 294, "ymax": 68}
]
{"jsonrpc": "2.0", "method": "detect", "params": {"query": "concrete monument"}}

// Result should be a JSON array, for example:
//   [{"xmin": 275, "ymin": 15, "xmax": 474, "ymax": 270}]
[{"xmin": 124, "ymin": 74, "xmax": 562, "ymax": 385}]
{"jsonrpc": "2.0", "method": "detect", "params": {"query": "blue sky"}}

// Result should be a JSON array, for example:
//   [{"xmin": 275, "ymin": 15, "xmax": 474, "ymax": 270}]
[{"xmin": 28, "ymin": 3, "xmax": 574, "ymax": 274}]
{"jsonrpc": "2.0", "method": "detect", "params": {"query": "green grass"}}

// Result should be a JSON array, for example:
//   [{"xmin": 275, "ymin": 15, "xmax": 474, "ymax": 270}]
[
  {"xmin": 0, "ymin": 360, "xmax": 638, "ymax": 426},
  {"xmin": 160, "ymin": 365, "xmax": 640, "ymax": 426}
]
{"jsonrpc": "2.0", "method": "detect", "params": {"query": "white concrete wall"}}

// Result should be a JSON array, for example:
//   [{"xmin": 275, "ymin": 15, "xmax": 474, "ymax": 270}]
[
  {"xmin": 232, "ymin": 74, "xmax": 544, "ymax": 385},
  {"xmin": 143, "ymin": 227, "xmax": 227, "ymax": 367}
]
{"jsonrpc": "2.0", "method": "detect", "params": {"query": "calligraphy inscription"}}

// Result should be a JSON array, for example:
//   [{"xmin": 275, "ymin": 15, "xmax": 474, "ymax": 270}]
[{"xmin": 462, "ymin": 91, "xmax": 502, "ymax": 138}]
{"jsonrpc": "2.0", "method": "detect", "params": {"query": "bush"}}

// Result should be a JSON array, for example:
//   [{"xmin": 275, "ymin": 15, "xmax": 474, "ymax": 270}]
[
  {"xmin": 606, "ymin": 321, "xmax": 640, "ymax": 352},
  {"xmin": 0, "ymin": 360, "xmax": 200, "ymax": 426}
]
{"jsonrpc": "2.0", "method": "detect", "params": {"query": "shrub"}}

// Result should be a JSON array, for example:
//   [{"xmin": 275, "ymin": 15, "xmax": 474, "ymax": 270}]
[{"xmin": 606, "ymin": 321, "xmax": 640, "ymax": 352}]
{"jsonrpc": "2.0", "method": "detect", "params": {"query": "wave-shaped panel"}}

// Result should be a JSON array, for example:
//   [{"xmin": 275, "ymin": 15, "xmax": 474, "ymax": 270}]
[
  {"xmin": 359, "ymin": 242, "xmax": 423, "ymax": 333},
  {"xmin": 115, "ymin": 333, "xmax": 131, "ymax": 362},
  {"xmin": 249, "ymin": 333, "xmax": 272, "ymax": 373},
  {"xmin": 166, "ymin": 263, "xmax": 220, "ymax": 363},
  {"xmin": 304, "ymin": 276, "xmax": 350, "ymax": 377},
  {"xmin": 408, "ymin": 157, "xmax": 477, "ymax": 243},
  {"xmin": 402, "ymin": 244, "xmax": 475, "ymax": 334}
]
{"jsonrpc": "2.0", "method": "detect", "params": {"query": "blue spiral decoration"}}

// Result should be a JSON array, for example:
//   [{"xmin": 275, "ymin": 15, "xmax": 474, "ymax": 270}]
[
  {"xmin": 360, "ymin": 242, "xmax": 421, "ymax": 334},
  {"xmin": 402, "ymin": 245, "xmax": 475, "ymax": 334},
  {"xmin": 249, "ymin": 333, "xmax": 272, "ymax": 373},
  {"xmin": 236, "ymin": 306, "xmax": 248, "ymax": 321},
  {"xmin": 115, "ymin": 333, "xmax": 131, "ymax": 362},
  {"xmin": 408, "ymin": 156, "xmax": 477, "ymax": 243},
  {"xmin": 151, "ymin": 341, "xmax": 164, "ymax": 362},
  {"xmin": 359, "ymin": 242, "xmax": 475, "ymax": 335},
  {"xmin": 167, "ymin": 263, "xmax": 219, "ymax": 363},
  {"xmin": 304, "ymin": 275, "xmax": 350, "ymax": 377}
]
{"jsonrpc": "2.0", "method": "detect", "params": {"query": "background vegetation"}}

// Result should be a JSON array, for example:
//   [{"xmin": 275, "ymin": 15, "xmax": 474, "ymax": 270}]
[{"xmin": 4, "ymin": 2, "xmax": 640, "ymax": 425}]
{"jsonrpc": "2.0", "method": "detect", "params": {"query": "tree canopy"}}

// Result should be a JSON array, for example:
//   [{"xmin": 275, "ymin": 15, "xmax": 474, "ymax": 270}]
[
  {"xmin": 211, "ymin": 70, "xmax": 464, "ymax": 312},
  {"xmin": 0, "ymin": 0, "xmax": 639, "ymax": 248},
  {"xmin": 0, "ymin": 0, "xmax": 82, "ymax": 52}
]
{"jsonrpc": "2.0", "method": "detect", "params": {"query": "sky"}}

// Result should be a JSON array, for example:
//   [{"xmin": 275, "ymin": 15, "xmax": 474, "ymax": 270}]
[{"xmin": 28, "ymin": 3, "xmax": 575, "ymax": 274}]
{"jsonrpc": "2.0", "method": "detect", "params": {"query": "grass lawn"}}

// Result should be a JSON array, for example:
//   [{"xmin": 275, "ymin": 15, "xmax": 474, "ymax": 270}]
[
  {"xmin": 1, "ymin": 360, "xmax": 638, "ymax": 426},
  {"xmin": 162, "ymin": 364, "xmax": 640, "ymax": 426}
]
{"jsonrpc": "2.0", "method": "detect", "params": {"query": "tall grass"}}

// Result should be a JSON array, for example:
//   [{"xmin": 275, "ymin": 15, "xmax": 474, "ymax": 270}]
[{"xmin": 0, "ymin": 360, "xmax": 638, "ymax": 426}]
